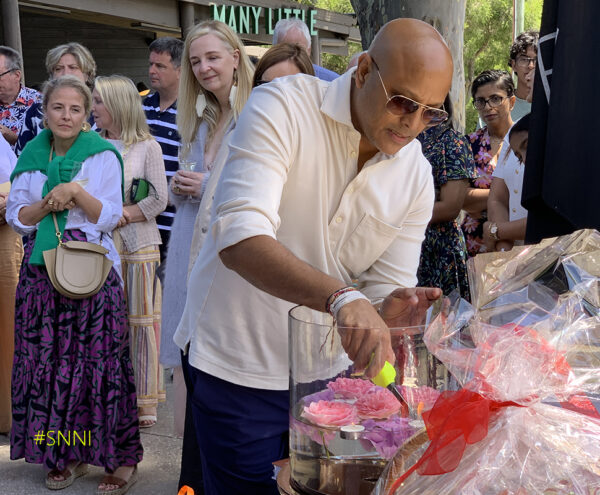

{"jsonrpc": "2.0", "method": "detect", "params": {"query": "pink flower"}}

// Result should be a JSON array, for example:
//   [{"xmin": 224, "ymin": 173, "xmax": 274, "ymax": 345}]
[
  {"xmin": 355, "ymin": 388, "xmax": 401, "ymax": 419},
  {"xmin": 399, "ymin": 386, "xmax": 441, "ymax": 412},
  {"xmin": 290, "ymin": 416, "xmax": 335, "ymax": 447},
  {"xmin": 302, "ymin": 400, "xmax": 359, "ymax": 427},
  {"xmin": 327, "ymin": 377, "xmax": 376, "ymax": 399}
]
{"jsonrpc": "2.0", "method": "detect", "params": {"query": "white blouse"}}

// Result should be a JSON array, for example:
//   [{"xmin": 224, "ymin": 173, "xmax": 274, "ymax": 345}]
[{"xmin": 6, "ymin": 150, "xmax": 123, "ymax": 271}]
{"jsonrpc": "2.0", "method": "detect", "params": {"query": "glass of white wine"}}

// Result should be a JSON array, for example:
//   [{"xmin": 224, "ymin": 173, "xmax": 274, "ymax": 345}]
[
  {"xmin": 177, "ymin": 143, "xmax": 197, "ymax": 200},
  {"xmin": 178, "ymin": 142, "xmax": 196, "ymax": 172},
  {"xmin": 70, "ymin": 161, "xmax": 89, "ymax": 188}
]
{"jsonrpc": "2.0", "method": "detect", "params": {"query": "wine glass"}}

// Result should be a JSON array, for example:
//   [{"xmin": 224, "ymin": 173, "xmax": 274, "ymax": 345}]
[
  {"xmin": 70, "ymin": 161, "xmax": 88, "ymax": 188},
  {"xmin": 178, "ymin": 142, "xmax": 196, "ymax": 172}
]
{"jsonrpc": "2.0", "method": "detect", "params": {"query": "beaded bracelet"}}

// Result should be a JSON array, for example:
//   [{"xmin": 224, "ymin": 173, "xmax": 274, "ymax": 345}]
[{"xmin": 326, "ymin": 286, "xmax": 369, "ymax": 319}]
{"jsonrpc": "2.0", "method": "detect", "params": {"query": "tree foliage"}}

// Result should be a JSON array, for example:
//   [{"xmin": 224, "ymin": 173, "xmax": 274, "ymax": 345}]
[{"xmin": 463, "ymin": 0, "xmax": 543, "ymax": 132}]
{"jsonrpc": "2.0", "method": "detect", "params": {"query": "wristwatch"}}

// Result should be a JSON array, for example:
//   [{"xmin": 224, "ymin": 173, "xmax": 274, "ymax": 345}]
[{"xmin": 489, "ymin": 222, "xmax": 499, "ymax": 241}]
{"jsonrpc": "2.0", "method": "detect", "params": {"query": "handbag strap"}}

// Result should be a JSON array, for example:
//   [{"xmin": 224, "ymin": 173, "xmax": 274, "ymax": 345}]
[{"xmin": 51, "ymin": 212, "xmax": 63, "ymax": 246}]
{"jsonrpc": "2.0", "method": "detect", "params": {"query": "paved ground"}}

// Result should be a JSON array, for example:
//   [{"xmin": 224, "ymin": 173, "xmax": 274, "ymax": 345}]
[{"xmin": 0, "ymin": 371, "xmax": 183, "ymax": 495}]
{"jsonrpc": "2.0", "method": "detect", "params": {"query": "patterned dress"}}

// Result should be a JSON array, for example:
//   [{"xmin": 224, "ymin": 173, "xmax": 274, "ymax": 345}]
[
  {"xmin": 10, "ymin": 231, "xmax": 143, "ymax": 471},
  {"xmin": 417, "ymin": 125, "xmax": 475, "ymax": 299},
  {"xmin": 461, "ymin": 127, "xmax": 496, "ymax": 257}
]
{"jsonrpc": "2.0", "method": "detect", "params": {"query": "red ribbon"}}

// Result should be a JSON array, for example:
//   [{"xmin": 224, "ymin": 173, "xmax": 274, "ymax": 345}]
[
  {"xmin": 387, "ymin": 324, "xmax": 600, "ymax": 494},
  {"xmin": 387, "ymin": 389, "xmax": 521, "ymax": 494}
]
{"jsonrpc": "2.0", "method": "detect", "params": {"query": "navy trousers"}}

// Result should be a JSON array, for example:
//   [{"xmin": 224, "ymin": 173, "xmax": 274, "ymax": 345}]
[{"xmin": 181, "ymin": 353, "xmax": 289, "ymax": 495}]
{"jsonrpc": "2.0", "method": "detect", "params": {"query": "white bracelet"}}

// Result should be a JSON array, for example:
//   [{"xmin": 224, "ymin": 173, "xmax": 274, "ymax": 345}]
[{"xmin": 331, "ymin": 290, "xmax": 369, "ymax": 320}]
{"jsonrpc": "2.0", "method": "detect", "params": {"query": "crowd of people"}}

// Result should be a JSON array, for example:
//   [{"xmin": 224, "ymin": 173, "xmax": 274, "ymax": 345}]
[{"xmin": 0, "ymin": 15, "xmax": 537, "ymax": 495}]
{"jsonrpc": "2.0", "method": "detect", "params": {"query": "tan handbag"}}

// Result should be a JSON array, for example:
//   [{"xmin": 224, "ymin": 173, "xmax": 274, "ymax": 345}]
[{"xmin": 43, "ymin": 213, "xmax": 113, "ymax": 299}]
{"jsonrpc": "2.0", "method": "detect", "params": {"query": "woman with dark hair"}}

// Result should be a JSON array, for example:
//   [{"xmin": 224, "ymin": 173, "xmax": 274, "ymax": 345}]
[
  {"xmin": 252, "ymin": 43, "xmax": 314, "ymax": 87},
  {"xmin": 461, "ymin": 69, "xmax": 515, "ymax": 256},
  {"xmin": 483, "ymin": 113, "xmax": 531, "ymax": 251},
  {"xmin": 416, "ymin": 95, "xmax": 475, "ymax": 299}
]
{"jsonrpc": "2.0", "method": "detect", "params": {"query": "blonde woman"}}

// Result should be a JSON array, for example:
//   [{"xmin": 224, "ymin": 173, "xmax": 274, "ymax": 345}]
[
  {"xmin": 7, "ymin": 75, "xmax": 142, "ymax": 493},
  {"xmin": 92, "ymin": 75, "xmax": 168, "ymax": 431},
  {"xmin": 159, "ymin": 20, "xmax": 253, "ymax": 493},
  {"xmin": 15, "ymin": 42, "xmax": 97, "ymax": 155}
]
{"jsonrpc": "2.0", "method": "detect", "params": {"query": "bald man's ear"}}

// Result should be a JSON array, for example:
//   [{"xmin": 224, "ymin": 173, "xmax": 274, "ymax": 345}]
[{"xmin": 354, "ymin": 52, "xmax": 372, "ymax": 89}]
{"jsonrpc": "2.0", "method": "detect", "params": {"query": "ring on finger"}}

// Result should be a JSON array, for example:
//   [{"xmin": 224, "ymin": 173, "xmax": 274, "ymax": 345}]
[{"xmin": 47, "ymin": 199, "xmax": 55, "ymax": 206}]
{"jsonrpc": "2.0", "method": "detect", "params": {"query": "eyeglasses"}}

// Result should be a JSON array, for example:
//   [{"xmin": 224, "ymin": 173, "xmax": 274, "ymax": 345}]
[
  {"xmin": 370, "ymin": 58, "xmax": 448, "ymax": 128},
  {"xmin": 472, "ymin": 95, "xmax": 508, "ymax": 110},
  {"xmin": 515, "ymin": 56, "xmax": 536, "ymax": 68},
  {"xmin": 0, "ymin": 68, "xmax": 15, "ymax": 78}
]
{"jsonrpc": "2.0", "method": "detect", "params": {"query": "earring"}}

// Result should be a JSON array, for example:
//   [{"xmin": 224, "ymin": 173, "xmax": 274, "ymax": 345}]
[
  {"xmin": 81, "ymin": 122, "xmax": 91, "ymax": 132},
  {"xmin": 228, "ymin": 84, "xmax": 237, "ymax": 110},
  {"xmin": 196, "ymin": 93, "xmax": 207, "ymax": 117}
]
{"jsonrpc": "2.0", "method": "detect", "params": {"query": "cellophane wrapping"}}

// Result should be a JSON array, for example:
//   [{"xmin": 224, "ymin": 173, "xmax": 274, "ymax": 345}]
[{"xmin": 373, "ymin": 229, "xmax": 600, "ymax": 495}]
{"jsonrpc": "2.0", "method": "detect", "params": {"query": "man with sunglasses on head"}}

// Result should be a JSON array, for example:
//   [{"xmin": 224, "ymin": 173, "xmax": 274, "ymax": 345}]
[
  {"xmin": 174, "ymin": 18, "xmax": 452, "ymax": 495},
  {"xmin": 0, "ymin": 46, "xmax": 41, "ymax": 150}
]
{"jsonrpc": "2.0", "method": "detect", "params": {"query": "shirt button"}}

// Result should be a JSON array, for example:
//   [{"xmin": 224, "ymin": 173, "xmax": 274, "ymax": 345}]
[
  {"xmin": 512, "ymin": 208, "xmax": 516, "ymax": 212},
  {"xmin": 348, "ymin": 186, "xmax": 354, "ymax": 193},
  {"xmin": 515, "ymin": 170, "xmax": 519, "ymax": 174},
  {"xmin": 350, "ymin": 150, "xmax": 356, "ymax": 157},
  {"xmin": 201, "ymin": 227, "xmax": 207, "ymax": 233},
  {"xmin": 336, "ymin": 216, "xmax": 343, "ymax": 223},
  {"xmin": 168, "ymin": 131, "xmax": 173, "ymax": 136},
  {"xmin": 514, "ymin": 189, "xmax": 519, "ymax": 194}
]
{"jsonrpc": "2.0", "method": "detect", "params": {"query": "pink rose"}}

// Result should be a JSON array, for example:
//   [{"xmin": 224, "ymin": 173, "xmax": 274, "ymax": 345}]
[
  {"xmin": 356, "ymin": 388, "xmax": 401, "ymax": 419},
  {"xmin": 302, "ymin": 400, "xmax": 359, "ymax": 427},
  {"xmin": 327, "ymin": 377, "xmax": 376, "ymax": 399},
  {"xmin": 399, "ymin": 386, "xmax": 441, "ymax": 412}
]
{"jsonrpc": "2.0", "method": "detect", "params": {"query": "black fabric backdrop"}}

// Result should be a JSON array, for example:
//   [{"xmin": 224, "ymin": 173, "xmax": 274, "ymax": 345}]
[{"xmin": 523, "ymin": 0, "xmax": 600, "ymax": 243}]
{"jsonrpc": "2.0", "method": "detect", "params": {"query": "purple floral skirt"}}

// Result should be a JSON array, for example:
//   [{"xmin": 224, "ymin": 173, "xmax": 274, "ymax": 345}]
[{"xmin": 10, "ymin": 230, "xmax": 143, "ymax": 471}]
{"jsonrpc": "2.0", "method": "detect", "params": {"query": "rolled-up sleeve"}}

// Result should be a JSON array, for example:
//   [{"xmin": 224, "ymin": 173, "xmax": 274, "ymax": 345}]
[
  {"xmin": 86, "ymin": 151, "xmax": 123, "ymax": 232},
  {"xmin": 6, "ymin": 171, "xmax": 42, "ymax": 235},
  {"xmin": 137, "ymin": 139, "xmax": 168, "ymax": 220},
  {"xmin": 212, "ymin": 85, "xmax": 297, "ymax": 253}
]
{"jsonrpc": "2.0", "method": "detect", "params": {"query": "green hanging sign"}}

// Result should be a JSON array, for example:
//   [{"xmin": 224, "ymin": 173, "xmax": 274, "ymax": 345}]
[{"xmin": 211, "ymin": 4, "xmax": 318, "ymax": 36}]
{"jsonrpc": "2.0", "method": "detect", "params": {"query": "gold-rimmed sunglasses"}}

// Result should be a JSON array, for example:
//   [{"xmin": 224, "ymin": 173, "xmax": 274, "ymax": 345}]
[{"xmin": 370, "ymin": 57, "xmax": 448, "ymax": 128}]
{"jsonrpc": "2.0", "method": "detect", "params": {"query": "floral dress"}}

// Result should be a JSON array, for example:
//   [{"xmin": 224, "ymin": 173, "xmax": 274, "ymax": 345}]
[
  {"xmin": 417, "ymin": 125, "xmax": 475, "ymax": 300},
  {"xmin": 461, "ymin": 127, "xmax": 495, "ymax": 257}
]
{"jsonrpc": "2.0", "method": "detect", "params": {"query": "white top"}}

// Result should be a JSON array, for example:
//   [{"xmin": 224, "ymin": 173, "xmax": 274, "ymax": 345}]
[
  {"xmin": 6, "ymin": 150, "xmax": 124, "ymax": 271},
  {"xmin": 493, "ymin": 133, "xmax": 528, "ymax": 221},
  {"xmin": 174, "ymin": 70, "xmax": 434, "ymax": 390},
  {"xmin": 0, "ymin": 134, "xmax": 17, "ymax": 183}
]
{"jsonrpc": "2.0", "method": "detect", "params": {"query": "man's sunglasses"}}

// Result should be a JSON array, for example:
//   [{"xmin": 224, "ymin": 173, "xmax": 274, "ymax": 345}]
[{"xmin": 370, "ymin": 57, "xmax": 448, "ymax": 128}]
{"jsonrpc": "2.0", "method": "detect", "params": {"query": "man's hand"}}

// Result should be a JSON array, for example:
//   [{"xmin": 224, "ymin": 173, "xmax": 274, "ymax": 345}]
[
  {"xmin": 379, "ymin": 287, "xmax": 442, "ymax": 329},
  {"xmin": 336, "ymin": 298, "xmax": 395, "ymax": 378}
]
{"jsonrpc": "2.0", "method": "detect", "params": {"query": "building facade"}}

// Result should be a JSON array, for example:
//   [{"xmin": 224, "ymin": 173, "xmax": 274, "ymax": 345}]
[{"xmin": 0, "ymin": 0, "xmax": 359, "ymax": 87}]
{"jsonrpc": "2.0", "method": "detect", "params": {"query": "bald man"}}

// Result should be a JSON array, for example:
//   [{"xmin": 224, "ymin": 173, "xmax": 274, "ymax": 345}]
[{"xmin": 175, "ymin": 18, "xmax": 453, "ymax": 495}]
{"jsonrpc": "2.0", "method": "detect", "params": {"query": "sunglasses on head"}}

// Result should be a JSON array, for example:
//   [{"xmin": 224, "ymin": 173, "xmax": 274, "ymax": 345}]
[{"xmin": 370, "ymin": 57, "xmax": 448, "ymax": 128}]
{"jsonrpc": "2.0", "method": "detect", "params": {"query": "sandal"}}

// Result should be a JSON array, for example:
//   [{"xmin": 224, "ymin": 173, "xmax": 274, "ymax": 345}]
[
  {"xmin": 46, "ymin": 462, "xmax": 89, "ymax": 490},
  {"xmin": 138, "ymin": 414, "xmax": 157, "ymax": 428},
  {"xmin": 97, "ymin": 466, "xmax": 138, "ymax": 495}
]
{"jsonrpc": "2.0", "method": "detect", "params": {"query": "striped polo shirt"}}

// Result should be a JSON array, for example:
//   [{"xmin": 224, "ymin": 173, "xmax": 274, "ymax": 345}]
[{"xmin": 143, "ymin": 92, "xmax": 180, "ymax": 241}]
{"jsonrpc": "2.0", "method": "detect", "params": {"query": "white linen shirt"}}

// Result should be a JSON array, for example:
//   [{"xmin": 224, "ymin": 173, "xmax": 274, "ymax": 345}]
[
  {"xmin": 0, "ymin": 134, "xmax": 17, "ymax": 183},
  {"xmin": 174, "ymin": 70, "xmax": 434, "ymax": 390},
  {"xmin": 494, "ymin": 133, "xmax": 527, "ymax": 221},
  {"xmin": 6, "ymin": 150, "xmax": 123, "ymax": 271}
]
